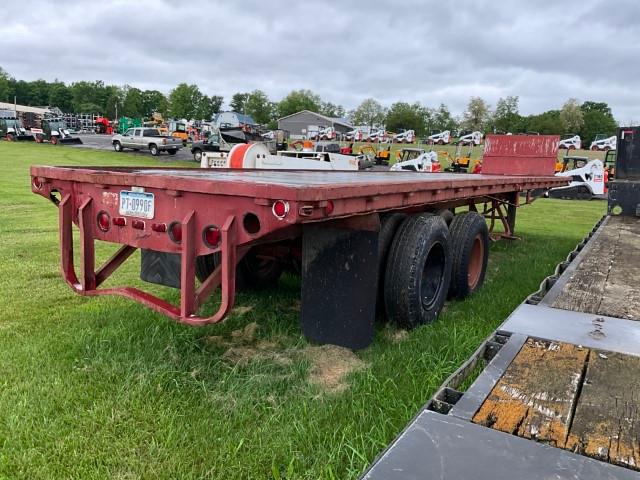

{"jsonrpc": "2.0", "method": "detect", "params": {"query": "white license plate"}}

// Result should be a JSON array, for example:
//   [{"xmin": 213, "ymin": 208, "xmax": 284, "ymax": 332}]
[{"xmin": 119, "ymin": 191, "xmax": 154, "ymax": 219}]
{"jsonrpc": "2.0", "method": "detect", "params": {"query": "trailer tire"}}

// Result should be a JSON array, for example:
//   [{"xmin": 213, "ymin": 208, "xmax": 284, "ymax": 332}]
[
  {"xmin": 376, "ymin": 213, "xmax": 407, "ymax": 317},
  {"xmin": 384, "ymin": 214, "xmax": 451, "ymax": 328},
  {"xmin": 149, "ymin": 144, "xmax": 159, "ymax": 156},
  {"xmin": 113, "ymin": 141, "xmax": 122, "ymax": 152},
  {"xmin": 448, "ymin": 212, "xmax": 489, "ymax": 299}
]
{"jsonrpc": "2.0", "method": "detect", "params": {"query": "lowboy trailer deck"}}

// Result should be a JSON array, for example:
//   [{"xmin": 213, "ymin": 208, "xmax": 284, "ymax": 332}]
[
  {"xmin": 362, "ymin": 126, "xmax": 640, "ymax": 479},
  {"xmin": 30, "ymin": 136, "xmax": 566, "ymax": 349}
]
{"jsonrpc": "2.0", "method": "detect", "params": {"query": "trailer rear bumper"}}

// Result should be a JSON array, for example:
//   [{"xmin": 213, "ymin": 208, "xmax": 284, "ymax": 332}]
[{"xmin": 58, "ymin": 193, "xmax": 243, "ymax": 326}]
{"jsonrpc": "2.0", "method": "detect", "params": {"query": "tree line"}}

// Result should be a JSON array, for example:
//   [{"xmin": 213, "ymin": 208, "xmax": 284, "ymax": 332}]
[{"xmin": 0, "ymin": 67, "xmax": 618, "ymax": 139}]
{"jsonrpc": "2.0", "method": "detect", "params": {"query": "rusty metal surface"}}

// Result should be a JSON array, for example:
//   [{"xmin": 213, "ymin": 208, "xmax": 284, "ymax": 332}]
[
  {"xmin": 483, "ymin": 134, "xmax": 560, "ymax": 176},
  {"xmin": 31, "ymin": 165, "xmax": 567, "ymax": 201}
]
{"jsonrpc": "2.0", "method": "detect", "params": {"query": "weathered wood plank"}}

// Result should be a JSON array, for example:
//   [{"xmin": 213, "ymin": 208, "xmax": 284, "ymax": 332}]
[
  {"xmin": 473, "ymin": 338, "xmax": 588, "ymax": 447},
  {"xmin": 565, "ymin": 350, "xmax": 640, "ymax": 470},
  {"xmin": 552, "ymin": 223, "xmax": 620, "ymax": 314},
  {"xmin": 597, "ymin": 220, "xmax": 640, "ymax": 320}
]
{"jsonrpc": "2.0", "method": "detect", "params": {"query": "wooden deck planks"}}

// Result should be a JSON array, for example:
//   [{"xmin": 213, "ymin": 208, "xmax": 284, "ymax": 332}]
[
  {"xmin": 474, "ymin": 339, "xmax": 640, "ymax": 471},
  {"xmin": 553, "ymin": 216, "xmax": 640, "ymax": 321},
  {"xmin": 566, "ymin": 351, "xmax": 640, "ymax": 469},
  {"xmin": 473, "ymin": 338, "xmax": 588, "ymax": 447}
]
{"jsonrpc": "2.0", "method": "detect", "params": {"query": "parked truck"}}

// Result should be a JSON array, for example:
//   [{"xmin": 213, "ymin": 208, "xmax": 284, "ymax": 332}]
[
  {"xmin": 111, "ymin": 127, "xmax": 183, "ymax": 156},
  {"xmin": 31, "ymin": 135, "xmax": 565, "ymax": 350}
]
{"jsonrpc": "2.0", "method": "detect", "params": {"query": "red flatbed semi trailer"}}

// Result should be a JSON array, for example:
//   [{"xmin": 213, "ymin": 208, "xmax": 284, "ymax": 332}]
[{"xmin": 30, "ymin": 158, "xmax": 566, "ymax": 349}]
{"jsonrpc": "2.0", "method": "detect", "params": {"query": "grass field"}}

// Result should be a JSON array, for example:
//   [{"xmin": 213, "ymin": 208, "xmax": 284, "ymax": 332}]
[{"xmin": 0, "ymin": 142, "xmax": 605, "ymax": 479}]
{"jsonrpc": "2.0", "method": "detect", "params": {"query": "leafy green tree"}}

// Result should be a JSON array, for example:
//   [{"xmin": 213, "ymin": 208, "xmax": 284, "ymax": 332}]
[
  {"xmin": 432, "ymin": 103, "xmax": 457, "ymax": 132},
  {"xmin": 384, "ymin": 102, "xmax": 428, "ymax": 135},
  {"xmin": 142, "ymin": 90, "xmax": 168, "ymax": 117},
  {"xmin": 244, "ymin": 90, "xmax": 274, "ymax": 125},
  {"xmin": 579, "ymin": 101, "xmax": 617, "ymax": 145},
  {"xmin": 230, "ymin": 92, "xmax": 250, "ymax": 113},
  {"xmin": 69, "ymin": 81, "xmax": 109, "ymax": 113},
  {"xmin": 320, "ymin": 101, "xmax": 345, "ymax": 118},
  {"xmin": 277, "ymin": 89, "xmax": 323, "ymax": 118},
  {"xmin": 560, "ymin": 98, "xmax": 584, "ymax": 133},
  {"xmin": 169, "ymin": 83, "xmax": 202, "ymax": 119},
  {"xmin": 349, "ymin": 98, "xmax": 386, "ymax": 127},
  {"xmin": 195, "ymin": 95, "xmax": 224, "ymax": 120},
  {"xmin": 0, "ymin": 67, "xmax": 11, "ymax": 102},
  {"xmin": 493, "ymin": 96, "xmax": 521, "ymax": 133},
  {"xmin": 122, "ymin": 87, "xmax": 144, "ymax": 117},
  {"xmin": 462, "ymin": 97, "xmax": 490, "ymax": 131},
  {"xmin": 48, "ymin": 81, "xmax": 73, "ymax": 112},
  {"xmin": 524, "ymin": 110, "xmax": 562, "ymax": 134}
]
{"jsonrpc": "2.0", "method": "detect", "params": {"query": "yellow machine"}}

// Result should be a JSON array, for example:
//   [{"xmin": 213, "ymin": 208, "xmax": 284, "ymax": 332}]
[
  {"xmin": 441, "ymin": 144, "xmax": 474, "ymax": 172},
  {"xmin": 168, "ymin": 120, "xmax": 188, "ymax": 145},
  {"xmin": 358, "ymin": 144, "xmax": 392, "ymax": 165}
]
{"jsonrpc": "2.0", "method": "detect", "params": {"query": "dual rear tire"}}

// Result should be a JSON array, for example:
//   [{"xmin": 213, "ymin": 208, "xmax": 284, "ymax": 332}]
[{"xmin": 381, "ymin": 211, "xmax": 489, "ymax": 329}]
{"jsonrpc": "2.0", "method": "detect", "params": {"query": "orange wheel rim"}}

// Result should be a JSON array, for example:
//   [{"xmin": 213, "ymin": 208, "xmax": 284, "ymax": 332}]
[{"xmin": 468, "ymin": 234, "xmax": 484, "ymax": 289}]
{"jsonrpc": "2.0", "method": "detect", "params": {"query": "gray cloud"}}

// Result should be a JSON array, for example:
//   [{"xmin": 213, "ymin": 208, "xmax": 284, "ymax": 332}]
[{"xmin": 0, "ymin": 0, "xmax": 638, "ymax": 121}]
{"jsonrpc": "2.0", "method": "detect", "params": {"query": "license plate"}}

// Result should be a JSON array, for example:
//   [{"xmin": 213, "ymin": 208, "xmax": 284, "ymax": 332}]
[{"xmin": 119, "ymin": 190, "xmax": 154, "ymax": 219}]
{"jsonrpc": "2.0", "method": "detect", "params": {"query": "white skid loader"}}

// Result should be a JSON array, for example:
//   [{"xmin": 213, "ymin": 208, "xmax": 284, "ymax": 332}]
[
  {"xmin": 393, "ymin": 129, "xmax": 415, "ymax": 143},
  {"xmin": 590, "ymin": 134, "xmax": 616, "ymax": 151},
  {"xmin": 549, "ymin": 156, "xmax": 605, "ymax": 199},
  {"xmin": 457, "ymin": 131, "xmax": 482, "ymax": 146},
  {"xmin": 390, "ymin": 148, "xmax": 441, "ymax": 172},
  {"xmin": 426, "ymin": 130, "xmax": 450, "ymax": 145},
  {"xmin": 558, "ymin": 134, "xmax": 581, "ymax": 150}
]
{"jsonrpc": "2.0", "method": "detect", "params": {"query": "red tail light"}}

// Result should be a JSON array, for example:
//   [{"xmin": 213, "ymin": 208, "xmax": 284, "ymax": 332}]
[
  {"xmin": 97, "ymin": 211, "xmax": 110, "ymax": 232},
  {"xmin": 168, "ymin": 221, "xmax": 182, "ymax": 243},
  {"xmin": 272, "ymin": 200, "xmax": 289, "ymax": 219},
  {"xmin": 203, "ymin": 225, "xmax": 221, "ymax": 248},
  {"xmin": 325, "ymin": 200, "xmax": 334, "ymax": 215},
  {"xmin": 151, "ymin": 223, "xmax": 167, "ymax": 233},
  {"xmin": 113, "ymin": 217, "xmax": 126, "ymax": 226},
  {"xmin": 132, "ymin": 220, "xmax": 145, "ymax": 230}
]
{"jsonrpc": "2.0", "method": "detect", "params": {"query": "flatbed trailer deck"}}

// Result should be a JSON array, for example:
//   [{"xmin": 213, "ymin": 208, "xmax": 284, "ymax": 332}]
[
  {"xmin": 31, "ymin": 151, "xmax": 566, "ymax": 349},
  {"xmin": 363, "ymin": 126, "xmax": 640, "ymax": 478}
]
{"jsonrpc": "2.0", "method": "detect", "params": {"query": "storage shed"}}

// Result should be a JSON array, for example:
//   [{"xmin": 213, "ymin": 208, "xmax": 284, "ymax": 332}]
[{"xmin": 277, "ymin": 110, "xmax": 352, "ymax": 139}]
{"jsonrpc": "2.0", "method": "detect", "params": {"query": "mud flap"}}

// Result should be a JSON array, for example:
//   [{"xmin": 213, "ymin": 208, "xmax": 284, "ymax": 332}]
[
  {"xmin": 301, "ymin": 225, "xmax": 378, "ymax": 350},
  {"xmin": 140, "ymin": 249, "xmax": 181, "ymax": 288}
]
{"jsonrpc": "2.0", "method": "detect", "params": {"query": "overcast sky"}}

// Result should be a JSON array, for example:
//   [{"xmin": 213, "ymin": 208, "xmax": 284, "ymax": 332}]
[{"xmin": 1, "ymin": 0, "xmax": 638, "ymax": 121}]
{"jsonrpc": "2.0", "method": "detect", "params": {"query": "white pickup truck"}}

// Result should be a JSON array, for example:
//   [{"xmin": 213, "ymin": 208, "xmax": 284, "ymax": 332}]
[{"xmin": 112, "ymin": 127, "xmax": 183, "ymax": 156}]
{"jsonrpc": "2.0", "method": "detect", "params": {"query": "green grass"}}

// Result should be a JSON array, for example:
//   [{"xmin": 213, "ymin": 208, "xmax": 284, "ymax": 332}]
[{"xmin": 0, "ymin": 142, "xmax": 605, "ymax": 479}]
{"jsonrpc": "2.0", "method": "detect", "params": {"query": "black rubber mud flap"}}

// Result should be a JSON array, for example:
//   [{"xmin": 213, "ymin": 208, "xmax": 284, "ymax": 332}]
[
  {"xmin": 140, "ymin": 249, "xmax": 181, "ymax": 289},
  {"xmin": 301, "ymin": 225, "xmax": 378, "ymax": 350}
]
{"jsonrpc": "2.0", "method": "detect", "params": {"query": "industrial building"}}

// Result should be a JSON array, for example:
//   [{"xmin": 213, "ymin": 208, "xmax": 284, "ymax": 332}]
[{"xmin": 277, "ymin": 110, "xmax": 352, "ymax": 138}]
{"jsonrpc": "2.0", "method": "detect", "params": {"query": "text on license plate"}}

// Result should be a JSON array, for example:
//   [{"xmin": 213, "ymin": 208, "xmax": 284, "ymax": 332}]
[{"xmin": 119, "ymin": 191, "xmax": 154, "ymax": 219}]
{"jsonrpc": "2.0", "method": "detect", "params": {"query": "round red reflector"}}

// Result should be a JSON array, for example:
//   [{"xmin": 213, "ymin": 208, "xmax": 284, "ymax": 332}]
[
  {"xmin": 97, "ymin": 211, "xmax": 110, "ymax": 232},
  {"xmin": 168, "ymin": 221, "xmax": 182, "ymax": 243},
  {"xmin": 272, "ymin": 200, "xmax": 289, "ymax": 219},
  {"xmin": 203, "ymin": 225, "xmax": 221, "ymax": 248},
  {"xmin": 32, "ymin": 177, "xmax": 43, "ymax": 190},
  {"xmin": 325, "ymin": 200, "xmax": 334, "ymax": 215}
]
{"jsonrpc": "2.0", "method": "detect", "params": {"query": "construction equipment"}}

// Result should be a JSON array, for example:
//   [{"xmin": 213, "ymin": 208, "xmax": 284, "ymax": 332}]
[
  {"xmin": 426, "ymin": 130, "xmax": 450, "ymax": 145},
  {"xmin": 367, "ymin": 128, "xmax": 388, "ymax": 143},
  {"xmin": 0, "ymin": 114, "xmax": 35, "ymax": 141},
  {"xmin": 441, "ymin": 143, "xmax": 474, "ymax": 173},
  {"xmin": 167, "ymin": 120, "xmax": 188, "ymax": 145},
  {"xmin": 344, "ymin": 128, "xmax": 364, "ymax": 142},
  {"xmin": 94, "ymin": 117, "xmax": 113, "ymax": 135},
  {"xmin": 558, "ymin": 134, "xmax": 581, "ymax": 150},
  {"xmin": 358, "ymin": 144, "xmax": 391, "ymax": 165},
  {"xmin": 318, "ymin": 126, "xmax": 338, "ymax": 141},
  {"xmin": 33, "ymin": 119, "xmax": 83, "ymax": 145},
  {"xmin": 457, "ymin": 130, "xmax": 483, "ymax": 146},
  {"xmin": 548, "ymin": 155, "xmax": 605, "ymax": 199},
  {"xmin": 393, "ymin": 129, "xmax": 415, "ymax": 143},
  {"xmin": 391, "ymin": 148, "xmax": 441, "ymax": 172},
  {"xmin": 590, "ymin": 133, "xmax": 616, "ymax": 151}
]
